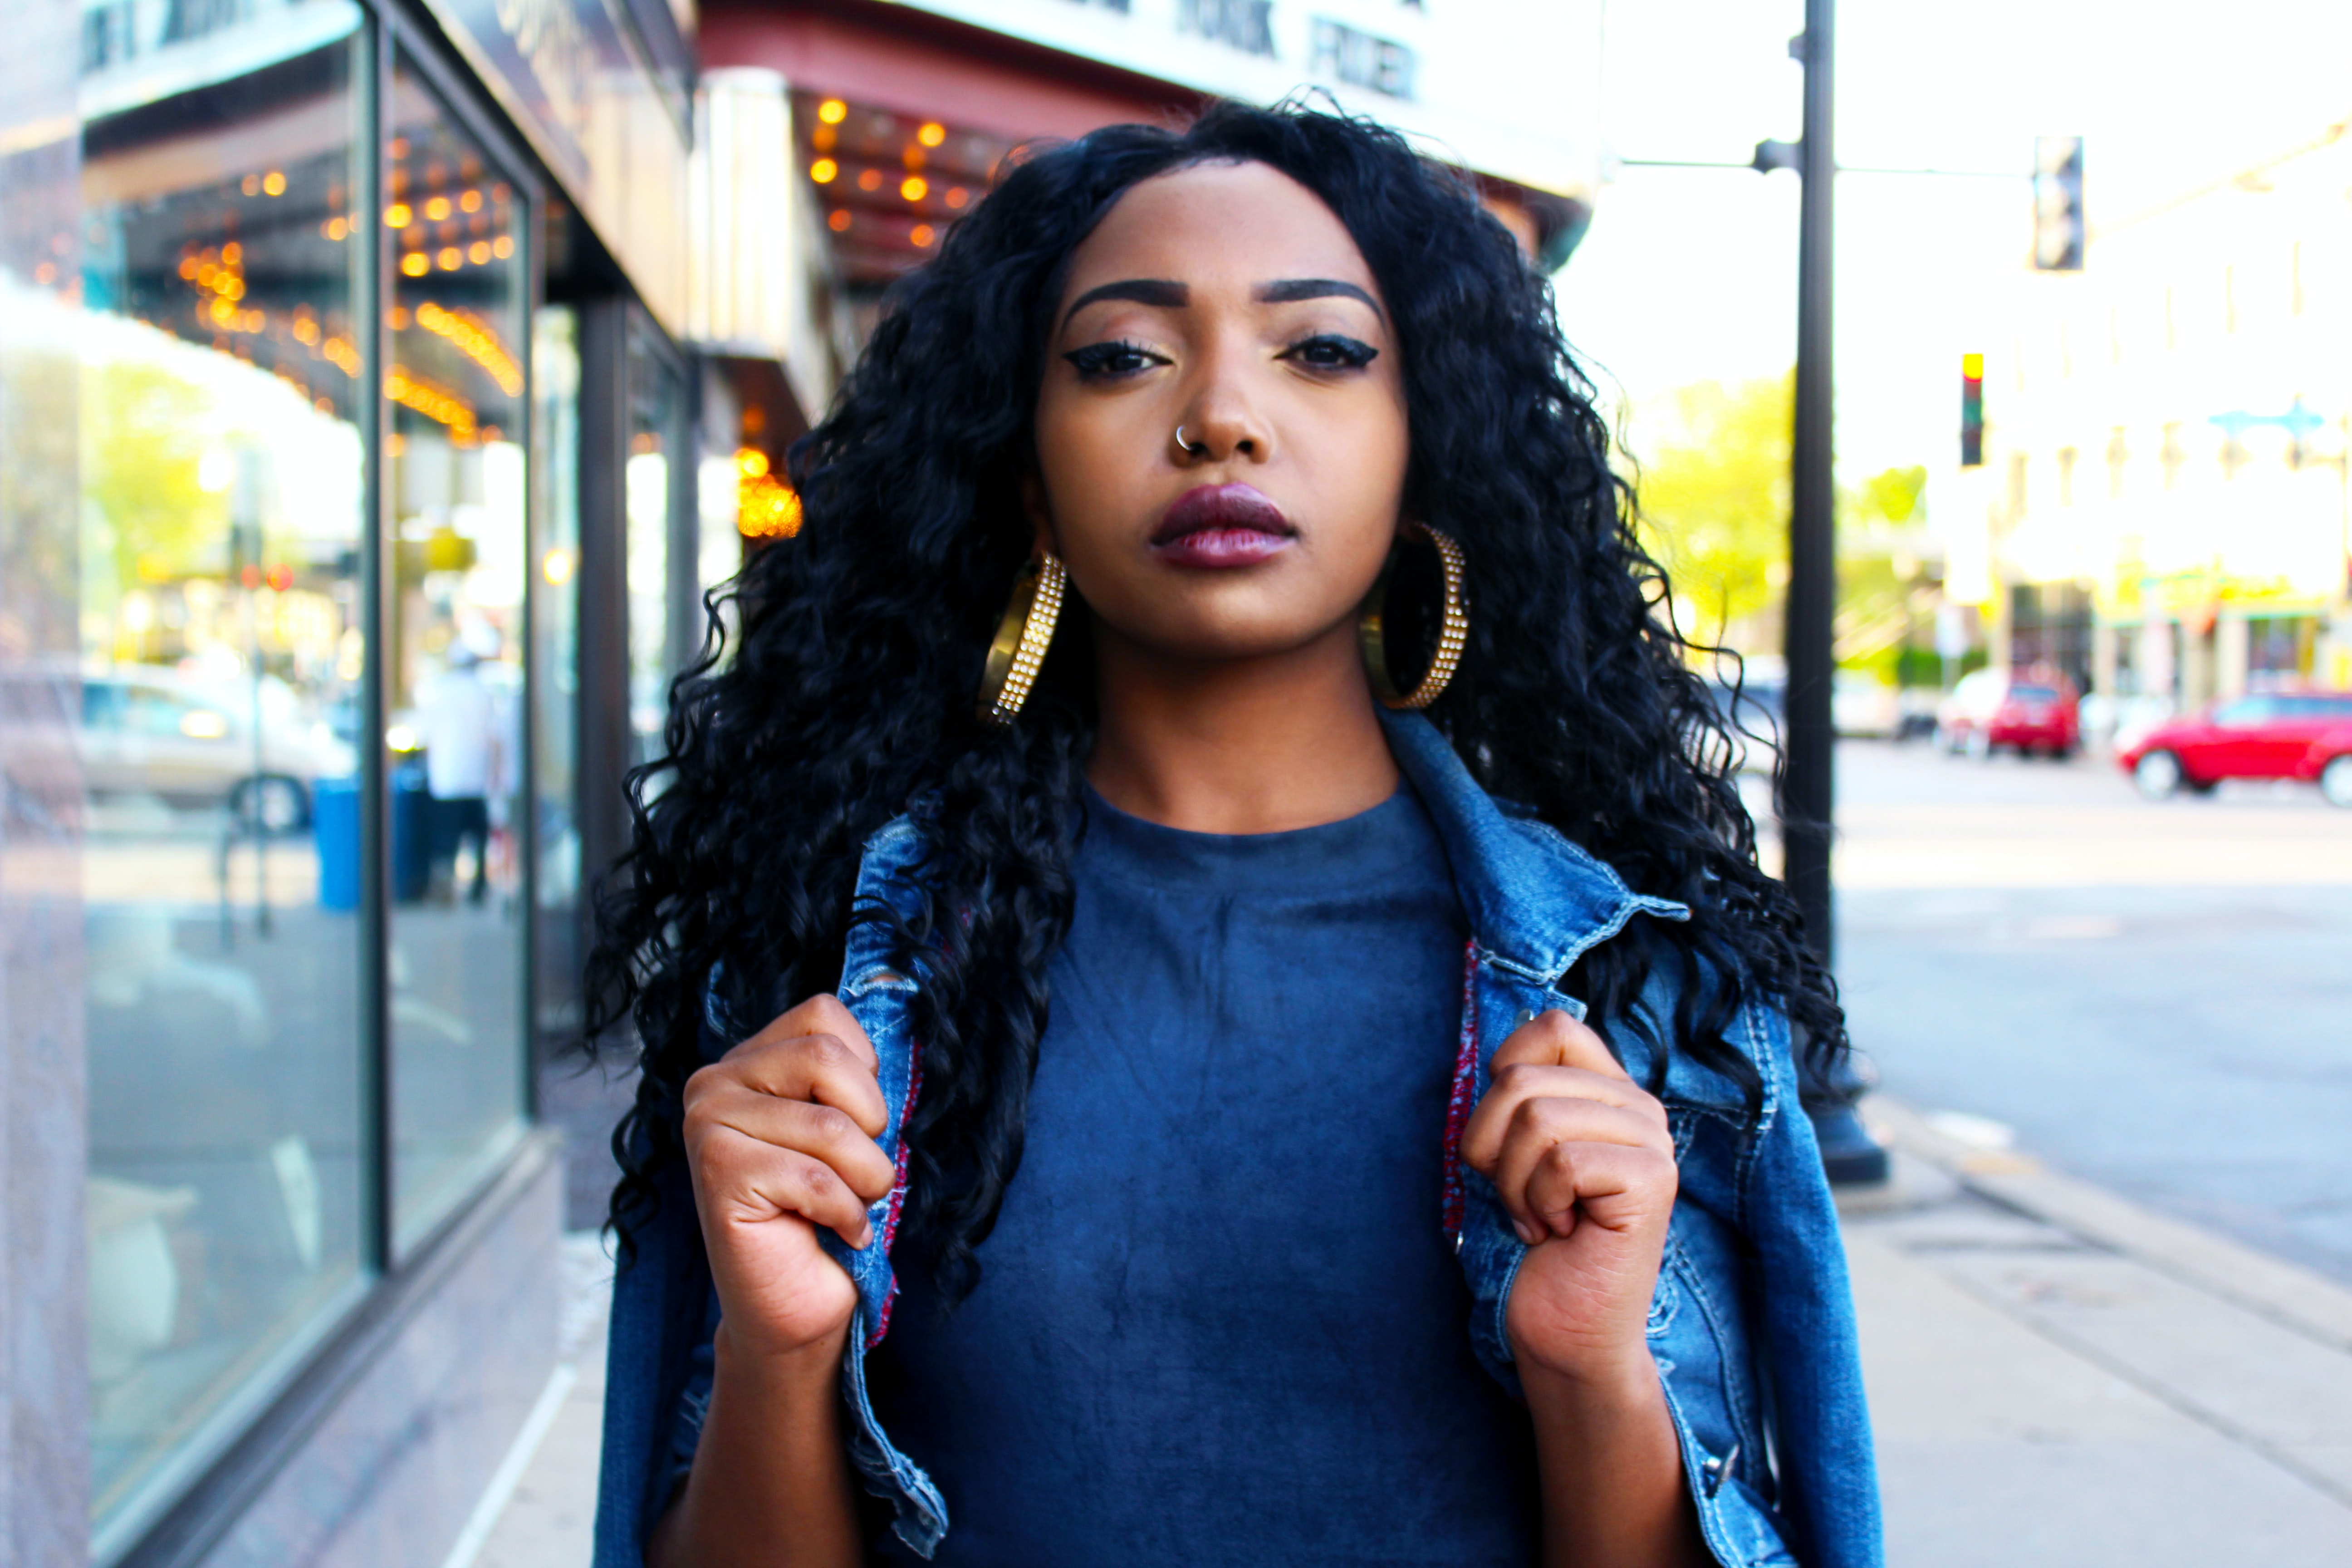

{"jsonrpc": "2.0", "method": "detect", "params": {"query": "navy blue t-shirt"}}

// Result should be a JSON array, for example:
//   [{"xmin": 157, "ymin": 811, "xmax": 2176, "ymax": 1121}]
[{"xmin": 866, "ymin": 784, "xmax": 1541, "ymax": 1564}]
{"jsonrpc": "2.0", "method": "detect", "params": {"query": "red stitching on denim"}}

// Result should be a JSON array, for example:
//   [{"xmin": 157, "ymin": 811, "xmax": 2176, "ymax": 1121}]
[
  {"xmin": 866, "ymin": 1051, "xmax": 925, "ymax": 1350},
  {"xmin": 1441, "ymin": 939, "xmax": 1479, "ymax": 1239}
]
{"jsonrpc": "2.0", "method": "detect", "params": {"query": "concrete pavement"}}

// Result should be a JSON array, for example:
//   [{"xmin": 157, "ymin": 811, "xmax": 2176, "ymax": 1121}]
[{"xmin": 1852, "ymin": 1100, "xmax": 2352, "ymax": 1565}]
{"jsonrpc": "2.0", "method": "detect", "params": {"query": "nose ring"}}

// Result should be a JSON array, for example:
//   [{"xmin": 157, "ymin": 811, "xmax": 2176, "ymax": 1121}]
[{"xmin": 1174, "ymin": 425, "xmax": 1209, "ymax": 456}]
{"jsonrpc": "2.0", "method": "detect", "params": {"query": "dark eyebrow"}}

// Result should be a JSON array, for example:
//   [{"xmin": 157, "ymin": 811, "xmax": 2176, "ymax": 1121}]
[
  {"xmin": 1255, "ymin": 278, "xmax": 1384, "ymax": 321},
  {"xmin": 1061, "ymin": 278, "xmax": 1188, "ymax": 328}
]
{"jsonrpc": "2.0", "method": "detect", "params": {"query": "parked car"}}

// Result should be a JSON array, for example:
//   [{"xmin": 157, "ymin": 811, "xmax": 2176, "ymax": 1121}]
[
  {"xmin": 79, "ymin": 667, "xmax": 352, "ymax": 829},
  {"xmin": 1938, "ymin": 667, "xmax": 2081, "ymax": 758},
  {"xmin": 2117, "ymin": 691, "xmax": 2352, "ymax": 804}
]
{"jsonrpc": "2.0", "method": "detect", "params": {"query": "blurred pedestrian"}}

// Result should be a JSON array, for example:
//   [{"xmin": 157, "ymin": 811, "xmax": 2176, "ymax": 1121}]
[
  {"xmin": 588, "ymin": 103, "xmax": 1879, "ymax": 1568},
  {"xmin": 415, "ymin": 639, "xmax": 497, "ymax": 905}
]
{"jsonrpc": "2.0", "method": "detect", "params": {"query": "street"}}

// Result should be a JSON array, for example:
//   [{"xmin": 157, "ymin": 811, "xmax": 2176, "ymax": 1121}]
[{"xmin": 1832, "ymin": 740, "xmax": 2352, "ymax": 1287}]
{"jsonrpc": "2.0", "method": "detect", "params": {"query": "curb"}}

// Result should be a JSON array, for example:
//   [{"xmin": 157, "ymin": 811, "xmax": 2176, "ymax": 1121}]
[{"xmin": 1858, "ymin": 1095, "xmax": 2352, "ymax": 1357}]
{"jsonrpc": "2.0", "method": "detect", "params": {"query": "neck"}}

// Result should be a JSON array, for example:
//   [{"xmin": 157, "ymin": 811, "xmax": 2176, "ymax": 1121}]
[{"xmin": 1085, "ymin": 619, "xmax": 1400, "ymax": 834}]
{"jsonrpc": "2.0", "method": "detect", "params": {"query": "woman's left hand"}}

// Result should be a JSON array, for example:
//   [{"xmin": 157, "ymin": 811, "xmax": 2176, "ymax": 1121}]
[{"xmin": 1459, "ymin": 1009, "xmax": 1680, "ymax": 1385}]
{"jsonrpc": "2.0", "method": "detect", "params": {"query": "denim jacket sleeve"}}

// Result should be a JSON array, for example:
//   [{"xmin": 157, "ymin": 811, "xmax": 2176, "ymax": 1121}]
[{"xmin": 1452, "ymin": 928, "xmax": 1880, "ymax": 1568}]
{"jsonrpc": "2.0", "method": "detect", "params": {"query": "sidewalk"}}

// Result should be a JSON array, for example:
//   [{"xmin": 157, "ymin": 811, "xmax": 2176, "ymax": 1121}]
[
  {"xmin": 461, "ymin": 1106, "xmax": 2352, "ymax": 1566},
  {"xmin": 1849, "ymin": 1099, "xmax": 2352, "ymax": 1565}
]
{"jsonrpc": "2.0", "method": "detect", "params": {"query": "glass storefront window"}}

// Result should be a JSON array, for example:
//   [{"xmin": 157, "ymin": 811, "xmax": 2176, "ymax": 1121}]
[
  {"xmin": 532, "ymin": 305, "xmax": 582, "ymax": 1043},
  {"xmin": 76, "ymin": 5, "xmax": 370, "ymax": 1551},
  {"xmin": 625, "ymin": 321, "xmax": 684, "ymax": 767},
  {"xmin": 385, "ymin": 55, "xmax": 529, "ymax": 1253}
]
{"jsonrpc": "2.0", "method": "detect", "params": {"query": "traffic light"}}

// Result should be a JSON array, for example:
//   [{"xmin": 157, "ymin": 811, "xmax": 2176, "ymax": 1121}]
[
  {"xmin": 1961, "ymin": 353, "xmax": 1984, "ymax": 467},
  {"xmin": 2034, "ymin": 136, "xmax": 2084, "ymax": 271}
]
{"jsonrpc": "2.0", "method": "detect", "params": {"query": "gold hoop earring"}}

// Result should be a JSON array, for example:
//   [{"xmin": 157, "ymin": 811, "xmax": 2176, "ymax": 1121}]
[
  {"xmin": 977, "ymin": 552, "xmax": 1068, "ymax": 726},
  {"xmin": 1358, "ymin": 522, "xmax": 1468, "ymax": 711}
]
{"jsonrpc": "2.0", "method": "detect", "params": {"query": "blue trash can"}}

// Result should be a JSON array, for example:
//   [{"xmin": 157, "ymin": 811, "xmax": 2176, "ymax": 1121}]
[
  {"xmin": 314, "ymin": 776, "xmax": 361, "ymax": 911},
  {"xmin": 392, "ymin": 764, "xmax": 432, "ymax": 903}
]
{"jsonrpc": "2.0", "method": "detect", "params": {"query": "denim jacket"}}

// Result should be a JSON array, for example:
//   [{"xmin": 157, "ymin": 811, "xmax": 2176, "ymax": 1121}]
[{"xmin": 593, "ymin": 711, "xmax": 1882, "ymax": 1567}]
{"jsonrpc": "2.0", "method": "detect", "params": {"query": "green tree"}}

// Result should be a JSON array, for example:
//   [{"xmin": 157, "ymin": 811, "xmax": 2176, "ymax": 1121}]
[
  {"xmin": 81, "ymin": 358, "xmax": 221, "ymax": 590},
  {"xmin": 1629, "ymin": 372, "xmax": 1792, "ymax": 650}
]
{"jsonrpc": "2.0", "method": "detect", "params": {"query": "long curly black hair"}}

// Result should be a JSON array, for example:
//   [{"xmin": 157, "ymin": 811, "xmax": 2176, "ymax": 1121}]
[{"xmin": 588, "ymin": 99, "xmax": 1844, "ymax": 1300}]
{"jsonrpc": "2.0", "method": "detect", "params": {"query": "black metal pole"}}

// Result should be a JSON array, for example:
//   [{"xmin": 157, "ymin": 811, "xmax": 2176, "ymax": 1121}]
[{"xmin": 1784, "ymin": 0, "xmax": 1837, "ymax": 965}]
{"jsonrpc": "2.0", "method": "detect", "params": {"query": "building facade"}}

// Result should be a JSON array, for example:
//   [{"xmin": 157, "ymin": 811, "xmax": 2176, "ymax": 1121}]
[
  {"xmin": 0, "ymin": 0, "xmax": 837, "ymax": 1561},
  {"xmin": 1956, "ymin": 123, "xmax": 2352, "ymax": 709}
]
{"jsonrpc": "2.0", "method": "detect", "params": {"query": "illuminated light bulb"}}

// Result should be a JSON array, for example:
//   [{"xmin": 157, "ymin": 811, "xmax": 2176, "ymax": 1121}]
[
  {"xmin": 858, "ymin": 169, "xmax": 882, "ymax": 191},
  {"xmin": 911, "ymin": 224, "xmax": 935, "ymax": 248},
  {"xmin": 180, "ymin": 257, "xmax": 199, "ymax": 279},
  {"xmin": 263, "ymin": 170, "xmax": 286, "ymax": 196},
  {"xmin": 402, "ymin": 253, "xmax": 430, "ymax": 277},
  {"xmin": 469, "ymin": 241, "xmax": 490, "ymax": 264},
  {"xmin": 438, "ymin": 246, "xmax": 462, "ymax": 270},
  {"xmin": 946, "ymin": 187, "xmax": 969, "ymax": 210},
  {"xmin": 811, "ymin": 158, "xmax": 838, "ymax": 183},
  {"xmin": 737, "ymin": 446, "xmax": 769, "ymax": 478},
  {"xmin": 817, "ymin": 98, "xmax": 847, "ymax": 124},
  {"xmin": 386, "ymin": 202, "xmax": 412, "ymax": 227},
  {"xmin": 241, "ymin": 174, "xmax": 260, "ymax": 196},
  {"xmin": 918, "ymin": 122, "xmax": 946, "ymax": 147},
  {"xmin": 222, "ymin": 241, "xmax": 242, "ymax": 264},
  {"xmin": 828, "ymin": 209, "xmax": 851, "ymax": 233},
  {"xmin": 492, "ymin": 235, "xmax": 514, "ymax": 258},
  {"xmin": 425, "ymin": 195, "xmax": 451, "ymax": 220},
  {"xmin": 460, "ymin": 189, "xmax": 482, "ymax": 213},
  {"xmin": 902, "ymin": 176, "xmax": 927, "ymax": 201}
]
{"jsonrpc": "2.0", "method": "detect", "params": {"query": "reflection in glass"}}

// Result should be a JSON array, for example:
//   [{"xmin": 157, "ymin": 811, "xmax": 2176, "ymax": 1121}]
[
  {"xmin": 387, "ymin": 57, "xmax": 528, "ymax": 1252},
  {"xmin": 626, "ymin": 325, "xmax": 683, "ymax": 766},
  {"xmin": 76, "ymin": 9, "xmax": 368, "ymax": 1550},
  {"xmin": 532, "ymin": 306, "xmax": 582, "ymax": 1041}
]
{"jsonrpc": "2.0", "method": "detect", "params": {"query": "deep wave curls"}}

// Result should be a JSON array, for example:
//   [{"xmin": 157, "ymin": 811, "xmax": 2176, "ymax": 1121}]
[{"xmin": 588, "ymin": 99, "xmax": 1845, "ymax": 1302}]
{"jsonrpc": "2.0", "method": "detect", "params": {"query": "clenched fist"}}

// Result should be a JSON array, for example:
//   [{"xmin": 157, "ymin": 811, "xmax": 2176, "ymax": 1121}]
[
  {"xmin": 1459, "ymin": 1009, "xmax": 1680, "ymax": 1385},
  {"xmin": 681, "ymin": 995, "xmax": 897, "ymax": 1361}
]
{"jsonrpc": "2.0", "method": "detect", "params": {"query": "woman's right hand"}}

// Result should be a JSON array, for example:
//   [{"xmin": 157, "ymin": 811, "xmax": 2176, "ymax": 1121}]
[{"xmin": 681, "ymin": 994, "xmax": 898, "ymax": 1360}]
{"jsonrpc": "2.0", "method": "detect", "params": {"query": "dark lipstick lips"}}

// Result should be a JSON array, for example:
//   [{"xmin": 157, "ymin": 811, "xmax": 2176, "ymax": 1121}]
[
  {"xmin": 1151, "ymin": 485, "xmax": 1294, "ymax": 546},
  {"xmin": 1150, "ymin": 485, "xmax": 1296, "ymax": 568}
]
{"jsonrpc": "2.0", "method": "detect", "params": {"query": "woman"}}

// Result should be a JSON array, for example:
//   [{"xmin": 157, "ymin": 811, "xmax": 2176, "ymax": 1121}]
[{"xmin": 590, "ymin": 101, "xmax": 1879, "ymax": 1568}]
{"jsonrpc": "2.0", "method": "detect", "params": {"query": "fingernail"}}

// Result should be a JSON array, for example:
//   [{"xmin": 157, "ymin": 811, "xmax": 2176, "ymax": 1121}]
[{"xmin": 1514, "ymin": 1219, "xmax": 1542, "ymax": 1246}]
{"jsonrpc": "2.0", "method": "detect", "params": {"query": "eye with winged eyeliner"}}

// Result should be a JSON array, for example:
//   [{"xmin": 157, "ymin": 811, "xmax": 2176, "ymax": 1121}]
[
  {"xmin": 1279, "ymin": 333, "xmax": 1378, "ymax": 370},
  {"xmin": 1061, "ymin": 339, "xmax": 1168, "ymax": 379}
]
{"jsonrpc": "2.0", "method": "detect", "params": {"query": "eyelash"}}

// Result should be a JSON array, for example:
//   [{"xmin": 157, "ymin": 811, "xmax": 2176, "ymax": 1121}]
[
  {"xmin": 1280, "ymin": 333, "xmax": 1379, "ymax": 371},
  {"xmin": 1061, "ymin": 333, "xmax": 1381, "ymax": 381},
  {"xmin": 1062, "ymin": 339, "xmax": 1164, "ymax": 379}
]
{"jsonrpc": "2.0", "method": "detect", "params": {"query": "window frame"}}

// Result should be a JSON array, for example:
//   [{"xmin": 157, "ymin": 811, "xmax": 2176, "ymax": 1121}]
[{"xmin": 101, "ymin": 1, "xmax": 559, "ymax": 1561}]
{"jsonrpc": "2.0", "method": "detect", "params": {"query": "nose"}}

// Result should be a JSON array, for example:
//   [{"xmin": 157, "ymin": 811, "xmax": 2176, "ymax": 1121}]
[{"xmin": 1171, "ymin": 372, "xmax": 1269, "ymax": 466}]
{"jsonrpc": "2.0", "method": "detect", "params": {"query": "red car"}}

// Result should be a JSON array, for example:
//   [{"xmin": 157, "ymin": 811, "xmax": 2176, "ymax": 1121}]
[
  {"xmin": 2118, "ymin": 691, "xmax": 2352, "ymax": 804},
  {"xmin": 1940, "ymin": 668, "xmax": 2081, "ymax": 758}
]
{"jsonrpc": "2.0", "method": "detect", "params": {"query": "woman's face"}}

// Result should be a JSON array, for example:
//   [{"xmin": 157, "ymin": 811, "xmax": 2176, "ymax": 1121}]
[{"xmin": 1032, "ymin": 159, "xmax": 1410, "ymax": 667}]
